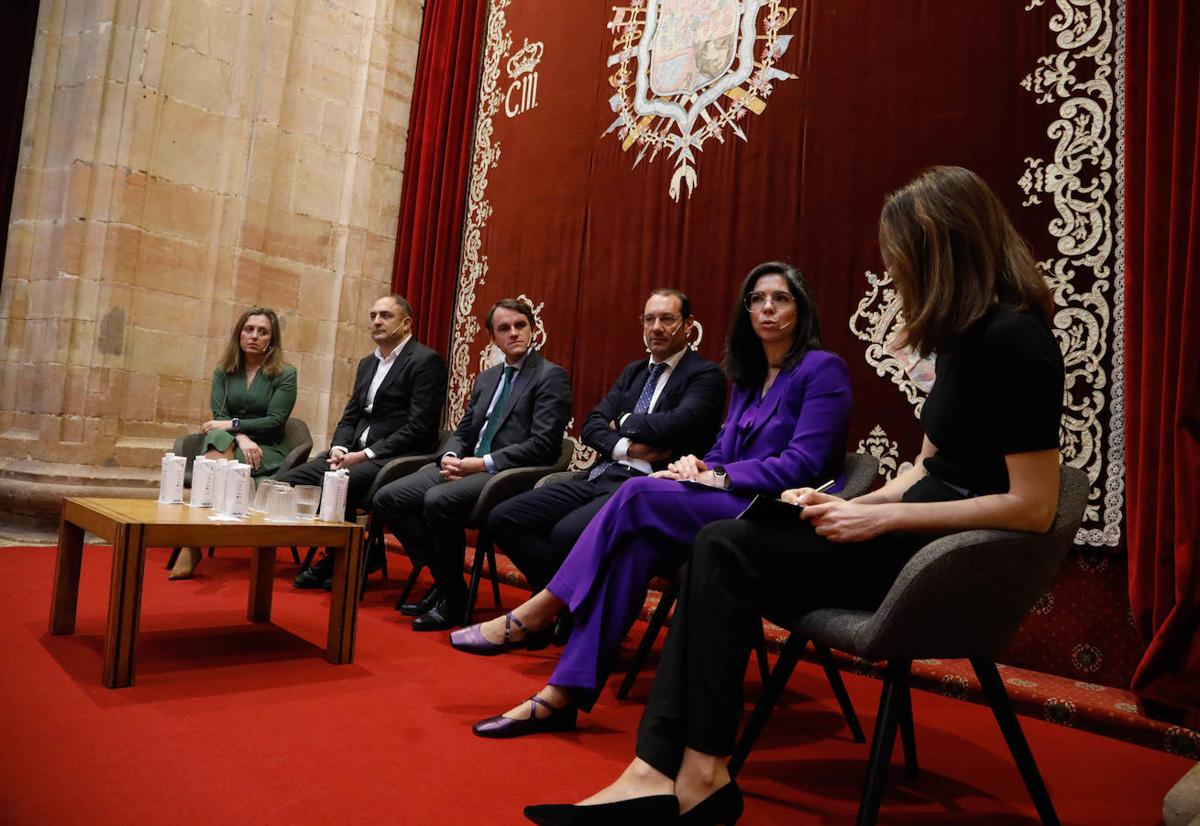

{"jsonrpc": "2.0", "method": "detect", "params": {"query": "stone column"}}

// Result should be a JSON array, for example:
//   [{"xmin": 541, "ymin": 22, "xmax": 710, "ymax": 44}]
[{"xmin": 0, "ymin": 0, "xmax": 425, "ymax": 520}]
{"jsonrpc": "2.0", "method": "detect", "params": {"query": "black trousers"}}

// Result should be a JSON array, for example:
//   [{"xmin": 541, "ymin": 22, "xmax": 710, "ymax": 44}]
[
  {"xmin": 371, "ymin": 463, "xmax": 490, "ymax": 604},
  {"xmin": 634, "ymin": 518, "xmax": 933, "ymax": 777},
  {"xmin": 274, "ymin": 451, "xmax": 384, "ymax": 520},
  {"xmin": 486, "ymin": 464, "xmax": 640, "ymax": 592}
]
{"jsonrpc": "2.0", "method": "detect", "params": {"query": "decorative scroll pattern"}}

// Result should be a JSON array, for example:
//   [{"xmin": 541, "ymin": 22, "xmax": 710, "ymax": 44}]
[
  {"xmin": 849, "ymin": 0, "xmax": 1124, "ymax": 547},
  {"xmin": 604, "ymin": 1, "xmax": 799, "ymax": 201},
  {"xmin": 856, "ymin": 425, "xmax": 912, "ymax": 482},
  {"xmin": 448, "ymin": 0, "xmax": 512, "ymax": 426}
]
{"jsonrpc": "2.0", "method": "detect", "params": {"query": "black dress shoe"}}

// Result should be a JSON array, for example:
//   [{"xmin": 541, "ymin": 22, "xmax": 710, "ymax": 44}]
[
  {"xmin": 679, "ymin": 782, "xmax": 742, "ymax": 825},
  {"xmin": 293, "ymin": 552, "xmax": 334, "ymax": 589},
  {"xmin": 398, "ymin": 585, "xmax": 441, "ymax": 615},
  {"xmin": 411, "ymin": 596, "xmax": 462, "ymax": 631},
  {"xmin": 524, "ymin": 794, "xmax": 679, "ymax": 825},
  {"xmin": 474, "ymin": 695, "xmax": 577, "ymax": 739}
]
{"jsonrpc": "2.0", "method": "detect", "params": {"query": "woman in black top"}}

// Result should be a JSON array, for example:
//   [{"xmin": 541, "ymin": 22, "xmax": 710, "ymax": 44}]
[{"xmin": 523, "ymin": 166, "xmax": 1066, "ymax": 826}]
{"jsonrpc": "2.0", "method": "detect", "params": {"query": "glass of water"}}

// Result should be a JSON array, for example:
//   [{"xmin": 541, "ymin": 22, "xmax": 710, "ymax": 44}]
[{"xmin": 294, "ymin": 485, "xmax": 321, "ymax": 519}]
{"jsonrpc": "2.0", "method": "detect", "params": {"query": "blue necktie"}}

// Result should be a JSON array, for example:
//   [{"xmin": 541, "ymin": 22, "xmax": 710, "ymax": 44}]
[
  {"xmin": 589, "ymin": 361, "xmax": 668, "ymax": 480},
  {"xmin": 475, "ymin": 365, "xmax": 516, "ymax": 457}
]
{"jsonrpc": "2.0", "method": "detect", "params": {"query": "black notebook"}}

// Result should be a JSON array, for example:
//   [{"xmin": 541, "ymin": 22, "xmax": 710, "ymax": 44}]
[{"xmin": 736, "ymin": 495, "xmax": 802, "ymax": 521}]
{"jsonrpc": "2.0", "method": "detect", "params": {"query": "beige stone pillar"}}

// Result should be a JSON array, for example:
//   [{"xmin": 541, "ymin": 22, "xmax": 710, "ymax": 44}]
[{"xmin": 0, "ymin": 0, "xmax": 425, "ymax": 520}]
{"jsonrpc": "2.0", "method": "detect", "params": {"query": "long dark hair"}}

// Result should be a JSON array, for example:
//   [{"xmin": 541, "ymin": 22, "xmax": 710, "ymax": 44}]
[
  {"xmin": 879, "ymin": 165, "xmax": 1053, "ymax": 356},
  {"xmin": 722, "ymin": 261, "xmax": 822, "ymax": 388},
  {"xmin": 218, "ymin": 306, "xmax": 287, "ymax": 377}
]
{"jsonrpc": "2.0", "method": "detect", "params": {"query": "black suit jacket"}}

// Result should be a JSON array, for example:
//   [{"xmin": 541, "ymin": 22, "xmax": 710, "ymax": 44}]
[
  {"xmin": 441, "ymin": 350, "xmax": 572, "ymax": 472},
  {"xmin": 582, "ymin": 348, "xmax": 726, "ymax": 471},
  {"xmin": 331, "ymin": 338, "xmax": 447, "ymax": 461}
]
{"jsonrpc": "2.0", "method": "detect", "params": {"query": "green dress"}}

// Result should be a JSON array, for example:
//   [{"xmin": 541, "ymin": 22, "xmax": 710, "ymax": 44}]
[{"xmin": 201, "ymin": 364, "xmax": 298, "ymax": 478}]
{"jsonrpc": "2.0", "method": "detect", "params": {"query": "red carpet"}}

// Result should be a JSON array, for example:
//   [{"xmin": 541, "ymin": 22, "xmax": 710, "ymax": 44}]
[{"xmin": 0, "ymin": 545, "xmax": 1189, "ymax": 825}]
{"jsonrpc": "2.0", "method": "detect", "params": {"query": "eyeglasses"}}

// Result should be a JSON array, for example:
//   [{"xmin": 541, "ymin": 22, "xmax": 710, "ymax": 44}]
[
  {"xmin": 640, "ymin": 314, "xmax": 682, "ymax": 328},
  {"xmin": 744, "ymin": 291, "xmax": 795, "ymax": 312}
]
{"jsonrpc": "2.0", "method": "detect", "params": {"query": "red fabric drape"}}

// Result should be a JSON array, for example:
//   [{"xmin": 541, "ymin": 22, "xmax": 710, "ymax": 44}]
[
  {"xmin": 390, "ymin": 0, "xmax": 488, "ymax": 353},
  {"xmin": 1125, "ymin": 0, "xmax": 1200, "ymax": 723}
]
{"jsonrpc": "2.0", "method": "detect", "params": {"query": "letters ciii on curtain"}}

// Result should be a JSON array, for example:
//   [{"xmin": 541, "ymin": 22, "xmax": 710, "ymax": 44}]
[{"xmin": 447, "ymin": 0, "xmax": 1126, "ymax": 549}]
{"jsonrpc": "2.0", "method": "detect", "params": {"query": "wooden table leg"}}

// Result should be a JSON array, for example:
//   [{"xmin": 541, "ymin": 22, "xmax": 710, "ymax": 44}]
[
  {"xmin": 49, "ymin": 516, "xmax": 86, "ymax": 635},
  {"xmin": 325, "ymin": 525, "xmax": 364, "ymax": 664},
  {"xmin": 247, "ymin": 546, "xmax": 276, "ymax": 622},
  {"xmin": 103, "ymin": 523, "xmax": 146, "ymax": 689}
]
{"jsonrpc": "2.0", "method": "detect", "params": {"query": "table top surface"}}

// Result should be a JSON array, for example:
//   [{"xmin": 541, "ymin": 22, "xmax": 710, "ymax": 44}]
[{"xmin": 63, "ymin": 497, "xmax": 358, "ymax": 530}]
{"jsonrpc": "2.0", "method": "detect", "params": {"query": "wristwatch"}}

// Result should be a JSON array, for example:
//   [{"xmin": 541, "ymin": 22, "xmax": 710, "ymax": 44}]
[
  {"xmin": 231, "ymin": 418, "xmax": 241, "ymax": 432},
  {"xmin": 712, "ymin": 465, "xmax": 729, "ymax": 489}
]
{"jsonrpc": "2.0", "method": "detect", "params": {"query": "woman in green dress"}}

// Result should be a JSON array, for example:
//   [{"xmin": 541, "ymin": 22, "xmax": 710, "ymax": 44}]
[{"xmin": 169, "ymin": 307, "xmax": 298, "ymax": 579}]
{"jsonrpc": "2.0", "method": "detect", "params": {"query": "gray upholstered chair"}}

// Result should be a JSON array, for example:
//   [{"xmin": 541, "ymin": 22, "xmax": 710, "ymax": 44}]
[
  {"xmin": 165, "ymin": 418, "xmax": 314, "ymax": 568},
  {"xmin": 456, "ymin": 436, "xmax": 576, "ymax": 625},
  {"xmin": 729, "ymin": 464, "xmax": 1089, "ymax": 826},
  {"xmin": 616, "ymin": 452, "xmax": 881, "ymax": 701}
]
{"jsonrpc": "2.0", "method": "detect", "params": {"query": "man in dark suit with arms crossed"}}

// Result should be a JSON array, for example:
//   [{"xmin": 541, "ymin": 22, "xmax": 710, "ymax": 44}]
[
  {"xmin": 285, "ymin": 294, "xmax": 446, "ymax": 589},
  {"xmin": 479, "ymin": 289, "xmax": 725, "ymax": 615},
  {"xmin": 373, "ymin": 298, "xmax": 572, "ymax": 630}
]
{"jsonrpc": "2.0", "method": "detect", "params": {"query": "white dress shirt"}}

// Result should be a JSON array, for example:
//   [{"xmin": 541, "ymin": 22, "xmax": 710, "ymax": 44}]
[{"xmin": 612, "ymin": 347, "xmax": 688, "ymax": 474}]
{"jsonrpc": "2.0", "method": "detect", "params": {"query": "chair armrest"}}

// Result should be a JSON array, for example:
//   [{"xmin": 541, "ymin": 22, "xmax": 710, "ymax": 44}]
[
  {"xmin": 364, "ymin": 453, "xmax": 440, "ymax": 503},
  {"xmin": 469, "ymin": 463, "xmax": 562, "ymax": 526},
  {"xmin": 277, "ymin": 439, "xmax": 313, "ymax": 477},
  {"xmin": 534, "ymin": 470, "xmax": 587, "ymax": 489}
]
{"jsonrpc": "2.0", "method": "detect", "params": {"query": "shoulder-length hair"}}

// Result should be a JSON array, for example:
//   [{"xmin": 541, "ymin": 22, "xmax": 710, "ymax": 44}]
[
  {"xmin": 879, "ymin": 165, "xmax": 1053, "ymax": 357},
  {"xmin": 722, "ymin": 261, "xmax": 822, "ymax": 388},
  {"xmin": 218, "ymin": 306, "xmax": 287, "ymax": 377}
]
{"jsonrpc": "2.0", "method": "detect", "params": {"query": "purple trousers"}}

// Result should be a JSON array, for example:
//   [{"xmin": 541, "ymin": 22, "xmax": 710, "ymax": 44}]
[{"xmin": 545, "ymin": 476, "xmax": 751, "ymax": 708}]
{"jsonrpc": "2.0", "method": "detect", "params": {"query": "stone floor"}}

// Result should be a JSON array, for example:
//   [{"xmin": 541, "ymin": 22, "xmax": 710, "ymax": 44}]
[{"xmin": 0, "ymin": 519, "xmax": 58, "ymax": 547}]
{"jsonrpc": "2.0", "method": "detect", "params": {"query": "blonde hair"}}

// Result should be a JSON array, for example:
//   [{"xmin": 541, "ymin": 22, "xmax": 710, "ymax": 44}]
[{"xmin": 879, "ymin": 166, "xmax": 1052, "ymax": 356}]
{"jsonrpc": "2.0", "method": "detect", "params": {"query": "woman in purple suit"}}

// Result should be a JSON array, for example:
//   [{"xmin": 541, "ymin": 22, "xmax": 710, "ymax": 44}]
[{"xmin": 450, "ymin": 261, "xmax": 853, "ymax": 738}]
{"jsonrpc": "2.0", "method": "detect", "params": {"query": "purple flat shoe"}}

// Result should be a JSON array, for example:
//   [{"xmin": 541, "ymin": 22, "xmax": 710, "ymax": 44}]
[
  {"xmin": 474, "ymin": 695, "xmax": 578, "ymax": 739},
  {"xmin": 450, "ymin": 612, "xmax": 547, "ymax": 655}
]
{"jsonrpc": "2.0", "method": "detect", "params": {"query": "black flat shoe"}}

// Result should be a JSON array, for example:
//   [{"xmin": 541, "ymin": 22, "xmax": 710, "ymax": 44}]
[
  {"xmin": 679, "ymin": 782, "xmax": 742, "ymax": 825},
  {"xmin": 524, "ymin": 794, "xmax": 679, "ymax": 825},
  {"xmin": 411, "ymin": 596, "xmax": 462, "ymax": 631},
  {"xmin": 398, "ymin": 585, "xmax": 441, "ymax": 615},
  {"xmin": 474, "ymin": 695, "xmax": 577, "ymax": 739}
]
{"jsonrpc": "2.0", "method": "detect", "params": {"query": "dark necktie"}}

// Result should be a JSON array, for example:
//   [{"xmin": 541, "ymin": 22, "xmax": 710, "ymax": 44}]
[
  {"xmin": 588, "ymin": 361, "xmax": 668, "ymax": 480},
  {"xmin": 475, "ymin": 365, "xmax": 516, "ymax": 457}
]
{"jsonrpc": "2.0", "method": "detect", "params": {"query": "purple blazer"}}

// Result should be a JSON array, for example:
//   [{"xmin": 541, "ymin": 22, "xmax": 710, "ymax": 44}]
[{"xmin": 703, "ymin": 349, "xmax": 852, "ymax": 495}]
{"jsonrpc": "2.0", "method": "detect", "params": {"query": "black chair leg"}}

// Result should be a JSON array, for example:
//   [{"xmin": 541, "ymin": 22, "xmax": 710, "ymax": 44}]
[
  {"xmin": 301, "ymin": 546, "xmax": 319, "ymax": 570},
  {"xmin": 729, "ymin": 635, "xmax": 806, "ymax": 778},
  {"xmin": 206, "ymin": 547, "xmax": 215, "ymax": 557},
  {"xmin": 972, "ymin": 658, "xmax": 1060, "ymax": 826},
  {"xmin": 463, "ymin": 542, "xmax": 487, "ymax": 626},
  {"xmin": 898, "ymin": 683, "xmax": 918, "ymax": 777},
  {"xmin": 815, "ymin": 643, "xmax": 866, "ymax": 743},
  {"xmin": 617, "ymin": 578, "xmax": 680, "ymax": 700},
  {"xmin": 396, "ymin": 563, "xmax": 424, "ymax": 608},
  {"xmin": 753, "ymin": 624, "xmax": 771, "ymax": 685},
  {"xmin": 856, "ymin": 659, "xmax": 910, "ymax": 826},
  {"xmin": 166, "ymin": 547, "xmax": 181, "ymax": 570},
  {"xmin": 486, "ymin": 544, "xmax": 502, "ymax": 608}
]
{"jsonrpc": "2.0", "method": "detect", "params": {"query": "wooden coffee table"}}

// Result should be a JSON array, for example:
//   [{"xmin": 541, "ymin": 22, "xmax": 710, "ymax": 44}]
[{"xmin": 49, "ymin": 497, "xmax": 365, "ymax": 688}]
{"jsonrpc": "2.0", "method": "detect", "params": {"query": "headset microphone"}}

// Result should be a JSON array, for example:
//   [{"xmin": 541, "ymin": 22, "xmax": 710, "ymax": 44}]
[{"xmin": 776, "ymin": 318, "xmax": 793, "ymax": 330}]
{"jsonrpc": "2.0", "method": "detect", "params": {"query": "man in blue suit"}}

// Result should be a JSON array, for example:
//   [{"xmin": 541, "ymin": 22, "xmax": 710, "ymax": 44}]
[
  {"xmin": 479, "ymin": 289, "xmax": 726, "ymax": 608},
  {"xmin": 374, "ymin": 298, "xmax": 573, "ymax": 631}
]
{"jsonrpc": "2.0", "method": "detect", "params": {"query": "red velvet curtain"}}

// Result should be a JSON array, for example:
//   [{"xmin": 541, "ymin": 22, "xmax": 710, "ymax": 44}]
[
  {"xmin": 390, "ymin": 0, "xmax": 488, "ymax": 353},
  {"xmin": 1125, "ymin": 0, "xmax": 1200, "ymax": 723}
]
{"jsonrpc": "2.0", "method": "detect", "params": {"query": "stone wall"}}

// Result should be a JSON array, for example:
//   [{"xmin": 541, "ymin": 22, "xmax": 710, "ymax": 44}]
[{"xmin": 0, "ymin": 0, "xmax": 426, "ymax": 519}]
